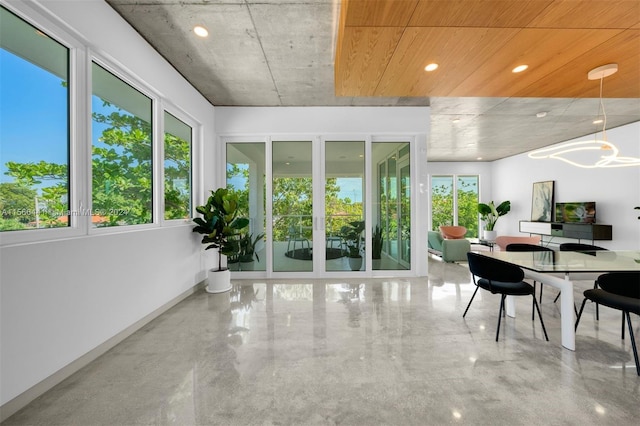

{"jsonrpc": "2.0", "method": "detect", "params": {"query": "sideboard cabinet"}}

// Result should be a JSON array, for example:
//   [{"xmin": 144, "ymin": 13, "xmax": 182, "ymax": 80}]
[{"xmin": 519, "ymin": 221, "xmax": 612, "ymax": 241}]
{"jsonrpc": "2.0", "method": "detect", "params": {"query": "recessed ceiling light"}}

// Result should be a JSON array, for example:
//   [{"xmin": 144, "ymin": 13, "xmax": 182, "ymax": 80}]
[
  {"xmin": 451, "ymin": 118, "xmax": 460, "ymax": 123},
  {"xmin": 477, "ymin": 157, "xmax": 483, "ymax": 160},
  {"xmin": 285, "ymin": 162, "xmax": 290, "ymax": 165},
  {"xmin": 193, "ymin": 25, "xmax": 209, "ymax": 37},
  {"xmin": 424, "ymin": 63, "xmax": 438, "ymax": 72},
  {"xmin": 512, "ymin": 64, "xmax": 528, "ymax": 73},
  {"xmin": 536, "ymin": 111, "xmax": 547, "ymax": 118},
  {"xmin": 593, "ymin": 119, "xmax": 603, "ymax": 124},
  {"xmin": 359, "ymin": 154, "xmax": 363, "ymax": 158}
]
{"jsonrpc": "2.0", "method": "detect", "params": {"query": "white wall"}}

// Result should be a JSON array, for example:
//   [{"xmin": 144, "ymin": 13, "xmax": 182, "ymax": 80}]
[
  {"xmin": 0, "ymin": 0, "xmax": 214, "ymax": 409},
  {"xmin": 492, "ymin": 122, "xmax": 640, "ymax": 249},
  {"xmin": 216, "ymin": 106, "xmax": 429, "ymax": 135},
  {"xmin": 215, "ymin": 106, "xmax": 430, "ymax": 276}
]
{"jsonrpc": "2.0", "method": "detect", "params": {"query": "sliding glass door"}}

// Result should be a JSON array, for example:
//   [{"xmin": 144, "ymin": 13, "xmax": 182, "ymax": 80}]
[
  {"xmin": 272, "ymin": 141, "xmax": 314, "ymax": 272},
  {"xmin": 325, "ymin": 141, "xmax": 365, "ymax": 272},
  {"xmin": 374, "ymin": 142, "xmax": 410, "ymax": 270},
  {"xmin": 226, "ymin": 142, "xmax": 266, "ymax": 271},
  {"xmin": 226, "ymin": 138, "xmax": 412, "ymax": 275}
]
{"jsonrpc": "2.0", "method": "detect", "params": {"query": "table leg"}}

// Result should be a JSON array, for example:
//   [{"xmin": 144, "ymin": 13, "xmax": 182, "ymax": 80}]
[
  {"xmin": 526, "ymin": 270, "xmax": 575, "ymax": 351},
  {"xmin": 506, "ymin": 296, "xmax": 516, "ymax": 317}
]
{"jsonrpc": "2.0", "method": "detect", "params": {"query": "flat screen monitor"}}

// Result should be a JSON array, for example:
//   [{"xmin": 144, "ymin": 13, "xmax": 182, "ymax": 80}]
[{"xmin": 554, "ymin": 201, "xmax": 596, "ymax": 223}]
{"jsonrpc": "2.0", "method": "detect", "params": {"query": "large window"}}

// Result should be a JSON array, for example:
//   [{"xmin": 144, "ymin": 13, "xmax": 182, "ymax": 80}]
[
  {"xmin": 0, "ymin": 7, "xmax": 70, "ymax": 231},
  {"xmin": 1, "ymin": 6, "xmax": 200, "ymax": 243},
  {"xmin": 91, "ymin": 62, "xmax": 153, "ymax": 227},
  {"xmin": 163, "ymin": 111, "xmax": 192, "ymax": 220},
  {"xmin": 431, "ymin": 175, "xmax": 478, "ymax": 237}
]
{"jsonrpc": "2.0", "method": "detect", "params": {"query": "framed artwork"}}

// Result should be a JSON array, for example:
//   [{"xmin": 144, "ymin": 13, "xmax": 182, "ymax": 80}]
[{"xmin": 531, "ymin": 181, "xmax": 554, "ymax": 222}]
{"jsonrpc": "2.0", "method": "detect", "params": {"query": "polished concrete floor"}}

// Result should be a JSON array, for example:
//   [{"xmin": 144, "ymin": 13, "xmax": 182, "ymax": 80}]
[{"xmin": 4, "ymin": 257, "xmax": 639, "ymax": 425}]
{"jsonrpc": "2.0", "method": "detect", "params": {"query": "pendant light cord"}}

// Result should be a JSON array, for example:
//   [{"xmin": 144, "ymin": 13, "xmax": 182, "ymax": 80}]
[{"xmin": 598, "ymin": 76, "xmax": 608, "ymax": 142}]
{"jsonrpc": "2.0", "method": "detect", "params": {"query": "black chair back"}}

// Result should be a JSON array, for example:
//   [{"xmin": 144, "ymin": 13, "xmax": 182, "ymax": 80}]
[
  {"xmin": 559, "ymin": 243, "xmax": 607, "ymax": 252},
  {"xmin": 506, "ymin": 243, "xmax": 552, "ymax": 252},
  {"xmin": 467, "ymin": 252, "xmax": 524, "ymax": 283},
  {"xmin": 596, "ymin": 272, "xmax": 640, "ymax": 301}
]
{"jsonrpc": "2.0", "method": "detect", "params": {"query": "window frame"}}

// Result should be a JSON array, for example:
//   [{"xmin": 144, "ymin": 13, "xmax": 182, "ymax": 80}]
[
  {"xmin": 0, "ymin": 2, "xmax": 85, "ymax": 245},
  {"xmin": 429, "ymin": 173, "xmax": 480, "ymax": 237},
  {"xmin": 160, "ymin": 102, "xmax": 197, "ymax": 226},
  {"xmin": 88, "ymin": 56, "xmax": 158, "ymax": 233},
  {"xmin": 1, "ymin": 2, "xmax": 202, "ymax": 247}
]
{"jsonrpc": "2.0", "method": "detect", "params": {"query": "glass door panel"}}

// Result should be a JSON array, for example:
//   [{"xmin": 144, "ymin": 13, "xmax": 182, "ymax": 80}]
[
  {"xmin": 325, "ymin": 141, "xmax": 365, "ymax": 272},
  {"xmin": 373, "ymin": 142, "xmax": 410, "ymax": 270},
  {"xmin": 272, "ymin": 141, "xmax": 313, "ymax": 272},
  {"xmin": 399, "ymin": 160, "xmax": 411, "ymax": 266},
  {"xmin": 226, "ymin": 143, "xmax": 266, "ymax": 271}
]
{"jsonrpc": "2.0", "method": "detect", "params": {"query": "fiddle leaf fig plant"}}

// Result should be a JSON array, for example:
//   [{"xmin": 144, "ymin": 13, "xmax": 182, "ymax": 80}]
[
  {"xmin": 478, "ymin": 200, "xmax": 511, "ymax": 231},
  {"xmin": 340, "ymin": 220, "xmax": 365, "ymax": 258},
  {"xmin": 193, "ymin": 188, "xmax": 249, "ymax": 271}
]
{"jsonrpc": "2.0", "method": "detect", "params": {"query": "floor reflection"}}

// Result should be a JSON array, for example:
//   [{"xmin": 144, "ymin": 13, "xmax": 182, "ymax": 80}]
[{"xmin": 6, "ymin": 258, "xmax": 640, "ymax": 425}]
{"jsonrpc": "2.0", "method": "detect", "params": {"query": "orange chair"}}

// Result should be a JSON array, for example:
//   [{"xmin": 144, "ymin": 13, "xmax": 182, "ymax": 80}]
[
  {"xmin": 439, "ymin": 225, "xmax": 467, "ymax": 239},
  {"xmin": 495, "ymin": 235, "xmax": 541, "ymax": 251}
]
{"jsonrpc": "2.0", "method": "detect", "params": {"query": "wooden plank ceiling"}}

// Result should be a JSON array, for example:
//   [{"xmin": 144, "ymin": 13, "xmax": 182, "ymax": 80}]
[{"xmin": 335, "ymin": 0, "xmax": 640, "ymax": 98}]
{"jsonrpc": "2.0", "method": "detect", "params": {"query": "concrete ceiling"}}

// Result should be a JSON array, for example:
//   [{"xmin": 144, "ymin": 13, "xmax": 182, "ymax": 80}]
[{"xmin": 106, "ymin": 0, "xmax": 640, "ymax": 162}]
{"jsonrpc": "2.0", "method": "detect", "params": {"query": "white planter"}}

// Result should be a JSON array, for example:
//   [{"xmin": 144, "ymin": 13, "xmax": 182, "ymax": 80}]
[
  {"xmin": 348, "ymin": 256, "xmax": 363, "ymax": 271},
  {"xmin": 483, "ymin": 230, "xmax": 497, "ymax": 241},
  {"xmin": 240, "ymin": 260, "xmax": 255, "ymax": 271},
  {"xmin": 206, "ymin": 268, "xmax": 232, "ymax": 293}
]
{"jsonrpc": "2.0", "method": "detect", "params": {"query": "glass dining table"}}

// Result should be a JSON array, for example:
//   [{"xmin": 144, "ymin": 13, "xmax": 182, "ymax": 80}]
[{"xmin": 473, "ymin": 250, "xmax": 640, "ymax": 351}]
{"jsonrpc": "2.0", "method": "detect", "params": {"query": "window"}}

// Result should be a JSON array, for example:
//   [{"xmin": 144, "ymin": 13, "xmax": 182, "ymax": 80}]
[
  {"xmin": 0, "ymin": 7, "xmax": 69, "ymax": 231},
  {"xmin": 91, "ymin": 62, "xmax": 153, "ymax": 227},
  {"xmin": 431, "ymin": 175, "xmax": 478, "ymax": 237},
  {"xmin": 163, "ymin": 111, "xmax": 192, "ymax": 220}
]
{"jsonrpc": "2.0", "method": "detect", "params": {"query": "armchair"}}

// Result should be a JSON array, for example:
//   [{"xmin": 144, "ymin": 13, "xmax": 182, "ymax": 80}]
[{"xmin": 428, "ymin": 231, "xmax": 470, "ymax": 262}]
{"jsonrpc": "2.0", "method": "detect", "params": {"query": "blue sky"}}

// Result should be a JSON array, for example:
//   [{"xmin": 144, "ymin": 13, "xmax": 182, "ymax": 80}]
[{"xmin": 0, "ymin": 50, "xmax": 68, "ymax": 183}]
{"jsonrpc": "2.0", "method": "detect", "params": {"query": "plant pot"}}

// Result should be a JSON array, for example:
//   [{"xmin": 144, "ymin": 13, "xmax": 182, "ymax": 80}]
[
  {"xmin": 348, "ymin": 256, "xmax": 363, "ymax": 271},
  {"xmin": 206, "ymin": 268, "xmax": 232, "ymax": 293},
  {"xmin": 227, "ymin": 261, "xmax": 240, "ymax": 271},
  {"xmin": 483, "ymin": 230, "xmax": 497, "ymax": 241},
  {"xmin": 240, "ymin": 260, "xmax": 255, "ymax": 271}
]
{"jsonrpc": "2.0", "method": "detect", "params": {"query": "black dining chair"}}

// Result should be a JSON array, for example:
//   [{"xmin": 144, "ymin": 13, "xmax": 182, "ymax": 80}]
[
  {"xmin": 558, "ymin": 243, "xmax": 609, "ymax": 318},
  {"xmin": 559, "ymin": 242, "xmax": 608, "ymax": 253},
  {"xmin": 464, "ymin": 252, "xmax": 549, "ymax": 342},
  {"xmin": 505, "ymin": 243, "xmax": 554, "ymax": 315},
  {"xmin": 575, "ymin": 271, "xmax": 640, "ymax": 376}
]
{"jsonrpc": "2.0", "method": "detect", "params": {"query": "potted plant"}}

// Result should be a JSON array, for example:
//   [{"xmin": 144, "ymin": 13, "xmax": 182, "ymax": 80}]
[
  {"xmin": 193, "ymin": 188, "xmax": 249, "ymax": 293},
  {"xmin": 340, "ymin": 220, "xmax": 365, "ymax": 271},
  {"xmin": 478, "ymin": 200, "xmax": 511, "ymax": 241},
  {"xmin": 227, "ymin": 240, "xmax": 241, "ymax": 271},
  {"xmin": 238, "ymin": 232, "xmax": 265, "ymax": 271},
  {"xmin": 372, "ymin": 225, "xmax": 383, "ymax": 269}
]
